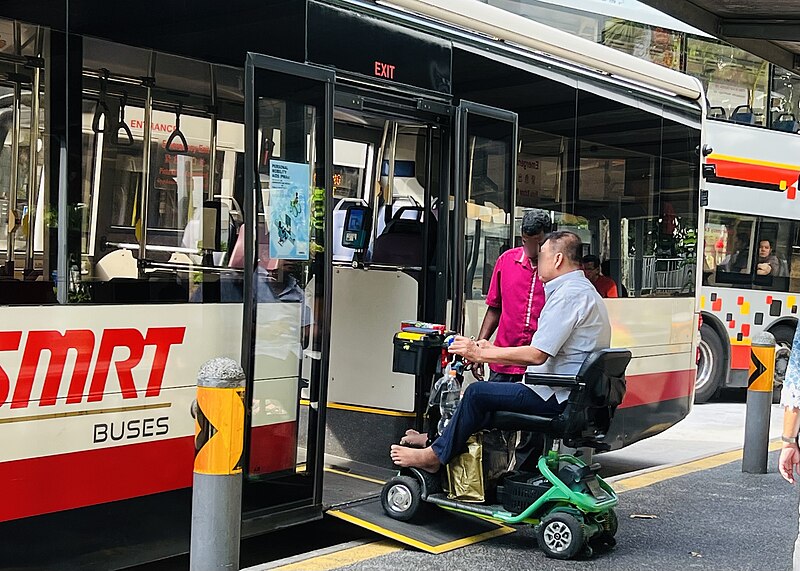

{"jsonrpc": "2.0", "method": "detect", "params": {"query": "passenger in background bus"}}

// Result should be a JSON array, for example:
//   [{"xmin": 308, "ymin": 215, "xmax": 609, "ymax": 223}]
[
  {"xmin": 756, "ymin": 239, "xmax": 781, "ymax": 276},
  {"xmin": 390, "ymin": 231, "xmax": 611, "ymax": 473},
  {"xmin": 722, "ymin": 232, "xmax": 750, "ymax": 273},
  {"xmin": 475, "ymin": 208, "xmax": 551, "ymax": 383},
  {"xmin": 582, "ymin": 254, "xmax": 618, "ymax": 298}
]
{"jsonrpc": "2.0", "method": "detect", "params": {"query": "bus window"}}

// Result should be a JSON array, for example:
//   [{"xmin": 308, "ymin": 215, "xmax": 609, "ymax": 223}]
[
  {"xmin": 463, "ymin": 118, "xmax": 513, "ymax": 299},
  {"xmin": 0, "ymin": 23, "xmax": 54, "ymax": 305},
  {"xmin": 76, "ymin": 38, "xmax": 245, "ymax": 304}
]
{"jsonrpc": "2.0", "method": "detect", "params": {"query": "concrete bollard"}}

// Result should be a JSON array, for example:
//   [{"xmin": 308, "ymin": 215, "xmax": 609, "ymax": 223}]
[
  {"xmin": 742, "ymin": 332, "xmax": 775, "ymax": 474},
  {"xmin": 190, "ymin": 357, "xmax": 246, "ymax": 571}
]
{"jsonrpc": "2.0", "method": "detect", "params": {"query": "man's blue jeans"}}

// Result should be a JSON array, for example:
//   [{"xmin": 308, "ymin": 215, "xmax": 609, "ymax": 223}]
[{"xmin": 431, "ymin": 381, "xmax": 566, "ymax": 465}]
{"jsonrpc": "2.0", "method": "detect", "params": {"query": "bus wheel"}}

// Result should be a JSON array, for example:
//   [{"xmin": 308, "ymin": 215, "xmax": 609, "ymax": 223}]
[
  {"xmin": 695, "ymin": 323, "xmax": 723, "ymax": 403},
  {"xmin": 771, "ymin": 324, "xmax": 795, "ymax": 404}
]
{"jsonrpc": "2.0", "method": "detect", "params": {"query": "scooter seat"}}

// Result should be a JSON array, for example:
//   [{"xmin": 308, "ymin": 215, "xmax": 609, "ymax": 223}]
[{"xmin": 489, "ymin": 411, "xmax": 558, "ymax": 432}]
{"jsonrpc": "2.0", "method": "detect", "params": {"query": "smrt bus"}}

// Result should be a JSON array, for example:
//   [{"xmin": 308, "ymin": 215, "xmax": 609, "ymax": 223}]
[
  {"xmin": 697, "ymin": 117, "xmax": 800, "ymax": 402},
  {"xmin": 0, "ymin": 0, "xmax": 704, "ymax": 568}
]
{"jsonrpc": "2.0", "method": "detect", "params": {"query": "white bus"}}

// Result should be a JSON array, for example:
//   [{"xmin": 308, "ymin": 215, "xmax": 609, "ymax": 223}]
[
  {"xmin": 0, "ymin": 0, "xmax": 704, "ymax": 567},
  {"xmin": 697, "ymin": 118, "xmax": 800, "ymax": 402}
]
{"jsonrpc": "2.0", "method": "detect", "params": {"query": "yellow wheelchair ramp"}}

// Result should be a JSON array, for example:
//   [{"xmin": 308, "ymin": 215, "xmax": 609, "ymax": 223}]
[{"xmin": 328, "ymin": 497, "xmax": 515, "ymax": 554}]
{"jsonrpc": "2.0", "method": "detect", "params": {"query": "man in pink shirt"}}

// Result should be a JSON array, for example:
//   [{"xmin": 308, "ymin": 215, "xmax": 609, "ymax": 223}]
[{"xmin": 477, "ymin": 209, "xmax": 551, "ymax": 383}]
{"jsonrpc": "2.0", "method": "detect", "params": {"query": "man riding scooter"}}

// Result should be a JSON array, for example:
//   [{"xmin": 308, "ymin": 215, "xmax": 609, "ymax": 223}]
[{"xmin": 390, "ymin": 230, "xmax": 611, "ymax": 472}]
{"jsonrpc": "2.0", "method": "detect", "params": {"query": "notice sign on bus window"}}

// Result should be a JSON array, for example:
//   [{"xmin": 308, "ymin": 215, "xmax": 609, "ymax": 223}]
[{"xmin": 269, "ymin": 160, "xmax": 310, "ymax": 261}]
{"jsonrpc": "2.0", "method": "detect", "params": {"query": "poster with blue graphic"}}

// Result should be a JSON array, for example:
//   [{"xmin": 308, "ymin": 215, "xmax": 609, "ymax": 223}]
[{"xmin": 269, "ymin": 160, "xmax": 310, "ymax": 260}]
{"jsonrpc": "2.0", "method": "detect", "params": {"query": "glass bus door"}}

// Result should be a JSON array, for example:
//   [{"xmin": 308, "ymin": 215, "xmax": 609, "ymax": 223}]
[
  {"xmin": 452, "ymin": 101, "xmax": 517, "ymax": 335},
  {"xmin": 241, "ymin": 53, "xmax": 334, "ymax": 531}
]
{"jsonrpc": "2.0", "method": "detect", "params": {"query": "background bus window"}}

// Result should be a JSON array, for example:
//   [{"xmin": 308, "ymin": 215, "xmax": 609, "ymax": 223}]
[
  {"xmin": 686, "ymin": 36, "xmax": 769, "ymax": 126},
  {"xmin": 770, "ymin": 67, "xmax": 800, "ymax": 133},
  {"xmin": 704, "ymin": 211, "xmax": 796, "ymax": 292},
  {"xmin": 77, "ymin": 38, "xmax": 245, "ymax": 304}
]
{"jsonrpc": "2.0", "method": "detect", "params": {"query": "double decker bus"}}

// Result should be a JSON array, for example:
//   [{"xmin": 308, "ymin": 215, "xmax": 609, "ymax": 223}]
[
  {"xmin": 0, "ymin": 0, "xmax": 703, "ymax": 567},
  {"xmin": 697, "ymin": 118, "xmax": 800, "ymax": 402}
]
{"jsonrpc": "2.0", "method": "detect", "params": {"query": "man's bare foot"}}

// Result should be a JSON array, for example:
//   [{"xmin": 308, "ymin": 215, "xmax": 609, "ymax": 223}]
[
  {"xmin": 390, "ymin": 444, "xmax": 441, "ymax": 473},
  {"xmin": 399, "ymin": 429, "xmax": 428, "ymax": 447}
]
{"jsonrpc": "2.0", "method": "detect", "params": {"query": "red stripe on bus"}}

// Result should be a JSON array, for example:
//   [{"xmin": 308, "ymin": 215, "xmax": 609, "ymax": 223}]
[
  {"xmin": 0, "ymin": 421, "xmax": 297, "ymax": 523},
  {"xmin": 707, "ymin": 157, "xmax": 800, "ymax": 188},
  {"xmin": 619, "ymin": 369, "xmax": 695, "ymax": 408}
]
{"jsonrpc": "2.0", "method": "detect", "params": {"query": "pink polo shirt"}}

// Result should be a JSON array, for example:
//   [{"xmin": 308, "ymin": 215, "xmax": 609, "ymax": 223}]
[{"xmin": 485, "ymin": 246, "xmax": 546, "ymax": 375}]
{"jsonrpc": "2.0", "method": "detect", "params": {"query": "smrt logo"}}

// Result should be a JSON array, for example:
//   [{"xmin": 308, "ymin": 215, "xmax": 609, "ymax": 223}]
[{"xmin": 0, "ymin": 327, "xmax": 185, "ymax": 409}]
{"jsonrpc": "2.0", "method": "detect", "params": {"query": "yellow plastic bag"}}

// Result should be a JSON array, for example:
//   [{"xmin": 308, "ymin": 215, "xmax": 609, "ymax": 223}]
[{"xmin": 446, "ymin": 434, "xmax": 485, "ymax": 502}]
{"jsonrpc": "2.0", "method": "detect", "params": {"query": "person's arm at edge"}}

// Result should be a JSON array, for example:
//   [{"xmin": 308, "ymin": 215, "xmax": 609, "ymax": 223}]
[
  {"xmin": 779, "ymin": 406, "xmax": 800, "ymax": 484},
  {"xmin": 478, "ymin": 306, "xmax": 501, "ymax": 341}
]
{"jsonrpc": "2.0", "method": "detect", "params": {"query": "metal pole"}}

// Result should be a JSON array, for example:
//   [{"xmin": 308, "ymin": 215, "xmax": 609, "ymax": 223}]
[
  {"xmin": 742, "ymin": 331, "xmax": 775, "ymax": 474},
  {"xmin": 190, "ymin": 357, "xmax": 246, "ymax": 571}
]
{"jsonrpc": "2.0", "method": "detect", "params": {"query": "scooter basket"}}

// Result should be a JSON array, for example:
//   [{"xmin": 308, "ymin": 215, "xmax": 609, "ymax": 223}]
[
  {"xmin": 392, "ymin": 332, "xmax": 441, "ymax": 376},
  {"xmin": 496, "ymin": 472, "xmax": 552, "ymax": 514}
]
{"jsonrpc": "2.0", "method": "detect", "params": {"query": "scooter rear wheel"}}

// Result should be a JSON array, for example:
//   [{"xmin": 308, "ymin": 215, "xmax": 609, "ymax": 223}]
[{"xmin": 381, "ymin": 475, "xmax": 424, "ymax": 522}]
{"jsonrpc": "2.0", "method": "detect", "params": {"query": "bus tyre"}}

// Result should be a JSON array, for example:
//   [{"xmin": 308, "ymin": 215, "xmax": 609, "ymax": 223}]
[
  {"xmin": 695, "ymin": 323, "xmax": 724, "ymax": 403},
  {"xmin": 381, "ymin": 475, "xmax": 424, "ymax": 522},
  {"xmin": 536, "ymin": 512, "xmax": 585, "ymax": 560},
  {"xmin": 770, "ymin": 324, "xmax": 795, "ymax": 404}
]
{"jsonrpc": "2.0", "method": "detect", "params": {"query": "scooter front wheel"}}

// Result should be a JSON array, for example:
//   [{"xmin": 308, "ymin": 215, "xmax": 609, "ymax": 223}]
[
  {"xmin": 381, "ymin": 475, "xmax": 425, "ymax": 522},
  {"xmin": 536, "ymin": 512, "xmax": 586, "ymax": 560}
]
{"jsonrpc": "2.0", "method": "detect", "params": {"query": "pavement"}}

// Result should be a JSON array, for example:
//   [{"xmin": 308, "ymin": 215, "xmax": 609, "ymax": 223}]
[
  {"xmin": 599, "ymin": 401, "xmax": 785, "ymax": 476},
  {"xmin": 258, "ymin": 400, "xmax": 798, "ymax": 571}
]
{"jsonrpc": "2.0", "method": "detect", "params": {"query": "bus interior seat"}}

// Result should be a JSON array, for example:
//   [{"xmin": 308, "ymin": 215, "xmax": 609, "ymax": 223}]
[
  {"xmin": 371, "ymin": 205, "xmax": 425, "ymax": 267},
  {"xmin": 774, "ymin": 114, "xmax": 800, "ymax": 134},
  {"xmin": 731, "ymin": 105, "xmax": 755, "ymax": 125},
  {"xmin": 95, "ymin": 249, "xmax": 138, "ymax": 281},
  {"xmin": 708, "ymin": 106, "xmax": 727, "ymax": 120}
]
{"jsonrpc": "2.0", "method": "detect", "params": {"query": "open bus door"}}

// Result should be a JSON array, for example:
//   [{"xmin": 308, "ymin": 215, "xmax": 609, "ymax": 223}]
[
  {"xmin": 452, "ymin": 101, "xmax": 518, "ymax": 335},
  {"xmin": 326, "ymin": 100, "xmax": 519, "ymax": 553},
  {"xmin": 241, "ymin": 53, "xmax": 334, "ymax": 533}
]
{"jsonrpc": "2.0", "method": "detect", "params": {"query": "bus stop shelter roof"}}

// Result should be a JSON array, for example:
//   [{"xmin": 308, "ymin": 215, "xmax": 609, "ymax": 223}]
[{"xmin": 638, "ymin": 0, "xmax": 800, "ymax": 72}]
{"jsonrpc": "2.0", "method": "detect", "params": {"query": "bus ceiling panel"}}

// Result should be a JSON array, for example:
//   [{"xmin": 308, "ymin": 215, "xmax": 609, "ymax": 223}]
[
  {"xmin": 83, "ymin": 37, "xmax": 152, "ymax": 82},
  {"xmin": 68, "ymin": 0, "xmax": 305, "ymax": 68}
]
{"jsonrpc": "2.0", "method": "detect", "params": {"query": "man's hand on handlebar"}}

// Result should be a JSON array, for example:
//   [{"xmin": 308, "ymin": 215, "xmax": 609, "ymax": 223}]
[{"xmin": 449, "ymin": 335, "xmax": 491, "ymax": 364}]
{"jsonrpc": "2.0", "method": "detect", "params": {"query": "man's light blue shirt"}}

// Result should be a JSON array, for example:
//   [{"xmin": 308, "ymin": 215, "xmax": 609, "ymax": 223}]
[{"xmin": 525, "ymin": 269, "xmax": 612, "ymax": 403}]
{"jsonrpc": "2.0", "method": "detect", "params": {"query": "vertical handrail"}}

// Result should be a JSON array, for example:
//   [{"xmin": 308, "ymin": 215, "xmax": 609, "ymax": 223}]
[
  {"xmin": 5, "ymin": 82, "xmax": 21, "ymax": 274},
  {"xmin": 384, "ymin": 120, "xmax": 398, "ymax": 225},
  {"xmin": 208, "ymin": 64, "xmax": 218, "ymax": 202},
  {"xmin": 25, "ymin": 53, "xmax": 42, "ymax": 271},
  {"xmin": 138, "ymin": 52, "xmax": 155, "ymax": 273}
]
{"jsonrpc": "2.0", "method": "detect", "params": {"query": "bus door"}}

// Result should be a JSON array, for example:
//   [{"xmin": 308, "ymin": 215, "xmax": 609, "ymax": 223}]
[
  {"xmin": 241, "ymin": 53, "xmax": 334, "ymax": 532},
  {"xmin": 452, "ymin": 102, "xmax": 517, "ymax": 336},
  {"xmin": 318, "ymin": 92, "xmax": 451, "ymax": 475}
]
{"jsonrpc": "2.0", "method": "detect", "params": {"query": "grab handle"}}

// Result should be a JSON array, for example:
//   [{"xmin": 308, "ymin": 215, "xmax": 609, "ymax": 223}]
[{"xmin": 165, "ymin": 103, "xmax": 189, "ymax": 153}]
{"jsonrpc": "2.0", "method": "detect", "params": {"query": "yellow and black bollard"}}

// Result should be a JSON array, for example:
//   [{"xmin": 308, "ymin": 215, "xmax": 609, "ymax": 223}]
[
  {"xmin": 190, "ymin": 357, "xmax": 246, "ymax": 571},
  {"xmin": 742, "ymin": 332, "xmax": 775, "ymax": 474}
]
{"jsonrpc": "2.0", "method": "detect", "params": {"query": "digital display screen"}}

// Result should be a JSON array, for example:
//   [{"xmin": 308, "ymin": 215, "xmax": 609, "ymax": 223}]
[{"xmin": 347, "ymin": 208, "xmax": 364, "ymax": 231}]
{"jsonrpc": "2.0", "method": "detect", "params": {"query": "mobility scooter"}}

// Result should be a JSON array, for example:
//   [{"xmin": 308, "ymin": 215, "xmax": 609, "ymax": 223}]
[{"xmin": 384, "ymin": 323, "xmax": 630, "ymax": 559}]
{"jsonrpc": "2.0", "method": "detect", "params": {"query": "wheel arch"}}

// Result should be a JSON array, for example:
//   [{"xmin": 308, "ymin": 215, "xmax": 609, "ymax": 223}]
[
  {"xmin": 701, "ymin": 311, "xmax": 731, "ymax": 386},
  {"xmin": 766, "ymin": 317, "xmax": 798, "ymax": 337}
]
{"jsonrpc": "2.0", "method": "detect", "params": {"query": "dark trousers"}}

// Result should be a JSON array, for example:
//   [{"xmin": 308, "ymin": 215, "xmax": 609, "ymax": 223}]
[{"xmin": 431, "ymin": 381, "xmax": 565, "ymax": 465}]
